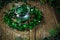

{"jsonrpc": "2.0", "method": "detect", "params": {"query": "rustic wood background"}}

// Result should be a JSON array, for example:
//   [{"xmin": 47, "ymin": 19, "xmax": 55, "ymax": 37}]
[{"xmin": 0, "ymin": 1, "xmax": 57, "ymax": 40}]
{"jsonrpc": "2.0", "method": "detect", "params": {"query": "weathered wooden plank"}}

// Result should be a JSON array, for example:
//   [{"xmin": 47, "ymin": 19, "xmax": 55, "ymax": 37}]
[
  {"xmin": 0, "ymin": 1, "xmax": 58, "ymax": 40},
  {"xmin": 0, "ymin": 2, "xmax": 30, "ymax": 40},
  {"xmin": 35, "ymin": 2, "xmax": 57, "ymax": 40}
]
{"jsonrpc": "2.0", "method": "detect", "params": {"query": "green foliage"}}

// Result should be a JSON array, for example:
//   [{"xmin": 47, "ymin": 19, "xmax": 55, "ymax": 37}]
[
  {"xmin": 44, "ymin": 23, "xmax": 60, "ymax": 40},
  {"xmin": 48, "ymin": 29, "xmax": 58, "ymax": 37},
  {"xmin": 39, "ymin": 0, "xmax": 47, "ymax": 4},
  {"xmin": 39, "ymin": 0, "xmax": 54, "ymax": 4}
]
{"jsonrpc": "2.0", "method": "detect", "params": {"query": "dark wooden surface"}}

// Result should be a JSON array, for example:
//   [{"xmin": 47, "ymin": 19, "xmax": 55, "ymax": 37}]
[{"xmin": 0, "ymin": 1, "xmax": 57, "ymax": 40}]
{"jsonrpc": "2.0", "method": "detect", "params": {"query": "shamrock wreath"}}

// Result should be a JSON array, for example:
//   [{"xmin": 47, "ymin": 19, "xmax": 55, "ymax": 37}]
[{"xmin": 4, "ymin": 3, "xmax": 43, "ymax": 31}]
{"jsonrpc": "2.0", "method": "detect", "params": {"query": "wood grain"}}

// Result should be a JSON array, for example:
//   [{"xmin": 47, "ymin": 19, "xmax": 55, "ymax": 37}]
[{"xmin": 0, "ymin": 1, "xmax": 57, "ymax": 40}]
